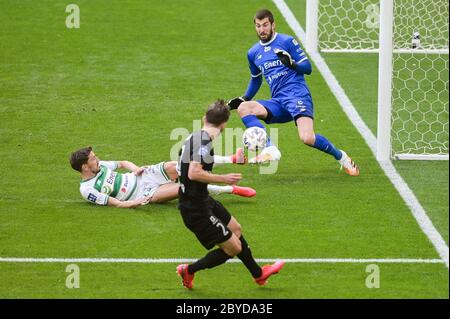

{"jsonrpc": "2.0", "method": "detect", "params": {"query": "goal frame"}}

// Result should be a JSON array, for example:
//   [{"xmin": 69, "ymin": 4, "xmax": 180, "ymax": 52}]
[{"xmin": 306, "ymin": 0, "xmax": 449, "ymax": 161}]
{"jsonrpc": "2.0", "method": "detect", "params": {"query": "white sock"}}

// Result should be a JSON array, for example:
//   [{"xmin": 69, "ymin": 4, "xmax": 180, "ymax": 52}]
[
  {"xmin": 207, "ymin": 184, "xmax": 233, "ymax": 195},
  {"xmin": 213, "ymin": 155, "xmax": 232, "ymax": 167},
  {"xmin": 338, "ymin": 150, "xmax": 347, "ymax": 163}
]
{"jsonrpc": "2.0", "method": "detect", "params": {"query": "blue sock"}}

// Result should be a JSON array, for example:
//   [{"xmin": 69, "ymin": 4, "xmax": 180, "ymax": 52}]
[
  {"xmin": 311, "ymin": 134, "xmax": 342, "ymax": 160},
  {"xmin": 241, "ymin": 115, "xmax": 273, "ymax": 147}
]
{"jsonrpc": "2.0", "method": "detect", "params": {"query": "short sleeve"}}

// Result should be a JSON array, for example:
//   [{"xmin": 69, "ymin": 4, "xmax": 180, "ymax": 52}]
[
  {"xmin": 191, "ymin": 132, "xmax": 214, "ymax": 165},
  {"xmin": 99, "ymin": 161, "xmax": 118, "ymax": 170},
  {"xmin": 80, "ymin": 186, "xmax": 109, "ymax": 206}
]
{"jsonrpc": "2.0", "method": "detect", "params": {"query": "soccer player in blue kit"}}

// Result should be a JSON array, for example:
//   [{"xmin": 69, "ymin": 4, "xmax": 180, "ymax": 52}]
[{"xmin": 228, "ymin": 9, "xmax": 359, "ymax": 176}]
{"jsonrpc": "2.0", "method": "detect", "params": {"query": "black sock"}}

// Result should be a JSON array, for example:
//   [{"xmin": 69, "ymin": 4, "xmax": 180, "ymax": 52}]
[
  {"xmin": 237, "ymin": 236, "xmax": 262, "ymax": 278},
  {"xmin": 188, "ymin": 248, "xmax": 231, "ymax": 274}
]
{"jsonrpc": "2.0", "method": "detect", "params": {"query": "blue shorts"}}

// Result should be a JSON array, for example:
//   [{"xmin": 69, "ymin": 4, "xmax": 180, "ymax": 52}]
[{"xmin": 257, "ymin": 92, "xmax": 314, "ymax": 124}]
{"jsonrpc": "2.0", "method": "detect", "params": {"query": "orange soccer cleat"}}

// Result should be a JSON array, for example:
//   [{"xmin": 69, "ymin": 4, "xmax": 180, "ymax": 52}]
[
  {"xmin": 339, "ymin": 150, "xmax": 360, "ymax": 176},
  {"xmin": 231, "ymin": 147, "xmax": 247, "ymax": 164},
  {"xmin": 176, "ymin": 264, "xmax": 195, "ymax": 289},
  {"xmin": 254, "ymin": 260, "xmax": 286, "ymax": 286},
  {"xmin": 231, "ymin": 185, "xmax": 256, "ymax": 198}
]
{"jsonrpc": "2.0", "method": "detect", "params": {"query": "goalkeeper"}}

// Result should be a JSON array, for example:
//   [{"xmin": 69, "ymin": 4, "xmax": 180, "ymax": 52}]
[
  {"xmin": 228, "ymin": 9, "xmax": 359, "ymax": 176},
  {"xmin": 69, "ymin": 147, "xmax": 255, "ymax": 208}
]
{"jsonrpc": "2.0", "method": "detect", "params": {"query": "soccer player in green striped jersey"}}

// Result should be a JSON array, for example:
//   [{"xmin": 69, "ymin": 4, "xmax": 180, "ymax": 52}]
[{"xmin": 69, "ymin": 147, "xmax": 255, "ymax": 208}]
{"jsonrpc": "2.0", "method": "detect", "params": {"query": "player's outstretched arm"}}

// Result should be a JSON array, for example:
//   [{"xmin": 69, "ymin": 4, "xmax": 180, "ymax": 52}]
[
  {"xmin": 107, "ymin": 196, "xmax": 149, "ymax": 208},
  {"xmin": 117, "ymin": 160, "xmax": 144, "ymax": 175},
  {"xmin": 188, "ymin": 161, "xmax": 242, "ymax": 185}
]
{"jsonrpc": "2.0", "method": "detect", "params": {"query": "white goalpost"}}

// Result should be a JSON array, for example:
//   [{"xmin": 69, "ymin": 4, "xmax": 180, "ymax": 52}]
[
  {"xmin": 377, "ymin": 0, "xmax": 394, "ymax": 161},
  {"xmin": 306, "ymin": 0, "xmax": 449, "ymax": 160}
]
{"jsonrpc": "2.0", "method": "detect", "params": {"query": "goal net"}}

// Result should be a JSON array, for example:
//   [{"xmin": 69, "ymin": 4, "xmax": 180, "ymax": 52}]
[{"xmin": 313, "ymin": 0, "xmax": 449, "ymax": 160}]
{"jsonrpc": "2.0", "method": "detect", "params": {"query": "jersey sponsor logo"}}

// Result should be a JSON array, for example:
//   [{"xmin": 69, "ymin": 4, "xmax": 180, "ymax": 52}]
[
  {"xmin": 106, "ymin": 171, "xmax": 116, "ymax": 185},
  {"xmin": 267, "ymin": 71, "xmax": 288, "ymax": 84},
  {"xmin": 292, "ymin": 39, "xmax": 299, "ymax": 46},
  {"xmin": 262, "ymin": 59, "xmax": 283, "ymax": 71},
  {"xmin": 87, "ymin": 193, "xmax": 97, "ymax": 203}
]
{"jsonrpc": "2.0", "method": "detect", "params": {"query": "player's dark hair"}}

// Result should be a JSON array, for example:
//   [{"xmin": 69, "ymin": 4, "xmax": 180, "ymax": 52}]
[
  {"xmin": 205, "ymin": 99, "xmax": 230, "ymax": 126},
  {"xmin": 254, "ymin": 9, "xmax": 274, "ymax": 23},
  {"xmin": 70, "ymin": 146, "xmax": 92, "ymax": 172}
]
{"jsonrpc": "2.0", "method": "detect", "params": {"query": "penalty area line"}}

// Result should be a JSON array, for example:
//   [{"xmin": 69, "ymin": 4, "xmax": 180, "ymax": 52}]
[{"xmin": 0, "ymin": 257, "xmax": 444, "ymax": 264}]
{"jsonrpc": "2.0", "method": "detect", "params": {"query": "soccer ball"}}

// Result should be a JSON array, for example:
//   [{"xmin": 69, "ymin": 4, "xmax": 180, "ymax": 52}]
[{"xmin": 242, "ymin": 127, "xmax": 267, "ymax": 151}]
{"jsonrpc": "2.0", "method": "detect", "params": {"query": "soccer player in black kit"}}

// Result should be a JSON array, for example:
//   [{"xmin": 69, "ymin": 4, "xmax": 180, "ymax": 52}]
[{"xmin": 176, "ymin": 99, "xmax": 285, "ymax": 289}]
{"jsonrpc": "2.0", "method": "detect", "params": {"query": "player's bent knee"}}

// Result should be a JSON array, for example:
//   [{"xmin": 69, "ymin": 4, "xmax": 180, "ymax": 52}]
[
  {"xmin": 235, "ymin": 223, "xmax": 242, "ymax": 237},
  {"xmin": 238, "ymin": 101, "xmax": 265, "ymax": 118},
  {"xmin": 148, "ymin": 195, "xmax": 159, "ymax": 203},
  {"xmin": 164, "ymin": 161, "xmax": 176, "ymax": 171},
  {"xmin": 229, "ymin": 242, "xmax": 242, "ymax": 256},
  {"xmin": 237, "ymin": 102, "xmax": 253, "ymax": 117},
  {"xmin": 163, "ymin": 162, "xmax": 177, "ymax": 179},
  {"xmin": 233, "ymin": 227, "xmax": 241, "ymax": 238},
  {"xmin": 221, "ymin": 238, "xmax": 242, "ymax": 257},
  {"xmin": 228, "ymin": 219, "xmax": 242, "ymax": 237},
  {"xmin": 300, "ymin": 133, "xmax": 315, "ymax": 146}
]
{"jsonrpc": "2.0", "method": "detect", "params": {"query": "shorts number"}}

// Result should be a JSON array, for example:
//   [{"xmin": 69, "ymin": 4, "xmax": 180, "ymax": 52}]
[
  {"xmin": 210, "ymin": 216, "xmax": 229, "ymax": 237},
  {"xmin": 216, "ymin": 222, "xmax": 229, "ymax": 237}
]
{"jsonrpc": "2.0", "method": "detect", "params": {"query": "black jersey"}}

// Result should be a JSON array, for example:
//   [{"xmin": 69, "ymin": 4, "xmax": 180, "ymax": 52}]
[{"xmin": 177, "ymin": 130, "xmax": 214, "ymax": 208}]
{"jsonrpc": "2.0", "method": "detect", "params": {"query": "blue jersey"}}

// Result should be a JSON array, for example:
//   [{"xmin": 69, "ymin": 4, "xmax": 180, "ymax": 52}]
[{"xmin": 247, "ymin": 33, "xmax": 310, "ymax": 98}]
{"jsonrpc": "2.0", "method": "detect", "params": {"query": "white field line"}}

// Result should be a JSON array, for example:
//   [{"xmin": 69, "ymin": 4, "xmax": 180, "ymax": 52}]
[
  {"xmin": 272, "ymin": 0, "xmax": 449, "ymax": 269},
  {"xmin": 0, "ymin": 198, "xmax": 82, "ymax": 203},
  {"xmin": 0, "ymin": 257, "xmax": 444, "ymax": 264}
]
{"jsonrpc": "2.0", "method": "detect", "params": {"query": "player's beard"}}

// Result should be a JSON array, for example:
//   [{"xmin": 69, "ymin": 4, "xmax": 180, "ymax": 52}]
[
  {"xmin": 258, "ymin": 29, "xmax": 274, "ymax": 43},
  {"xmin": 92, "ymin": 163, "xmax": 100, "ymax": 174}
]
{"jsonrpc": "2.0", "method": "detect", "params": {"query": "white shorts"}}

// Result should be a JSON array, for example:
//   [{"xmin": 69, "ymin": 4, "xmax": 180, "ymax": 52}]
[{"xmin": 134, "ymin": 162, "xmax": 174, "ymax": 199}]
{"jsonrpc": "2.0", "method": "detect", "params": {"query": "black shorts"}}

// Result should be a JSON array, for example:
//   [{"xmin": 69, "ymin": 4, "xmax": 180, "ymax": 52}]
[{"xmin": 179, "ymin": 197, "xmax": 233, "ymax": 250}]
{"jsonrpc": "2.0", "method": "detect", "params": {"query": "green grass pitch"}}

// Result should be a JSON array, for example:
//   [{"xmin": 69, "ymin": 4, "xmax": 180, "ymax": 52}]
[{"xmin": 0, "ymin": 0, "xmax": 448, "ymax": 298}]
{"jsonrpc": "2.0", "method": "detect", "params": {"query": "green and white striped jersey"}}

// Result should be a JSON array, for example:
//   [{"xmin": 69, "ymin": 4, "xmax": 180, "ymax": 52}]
[{"xmin": 79, "ymin": 161, "xmax": 138, "ymax": 205}]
